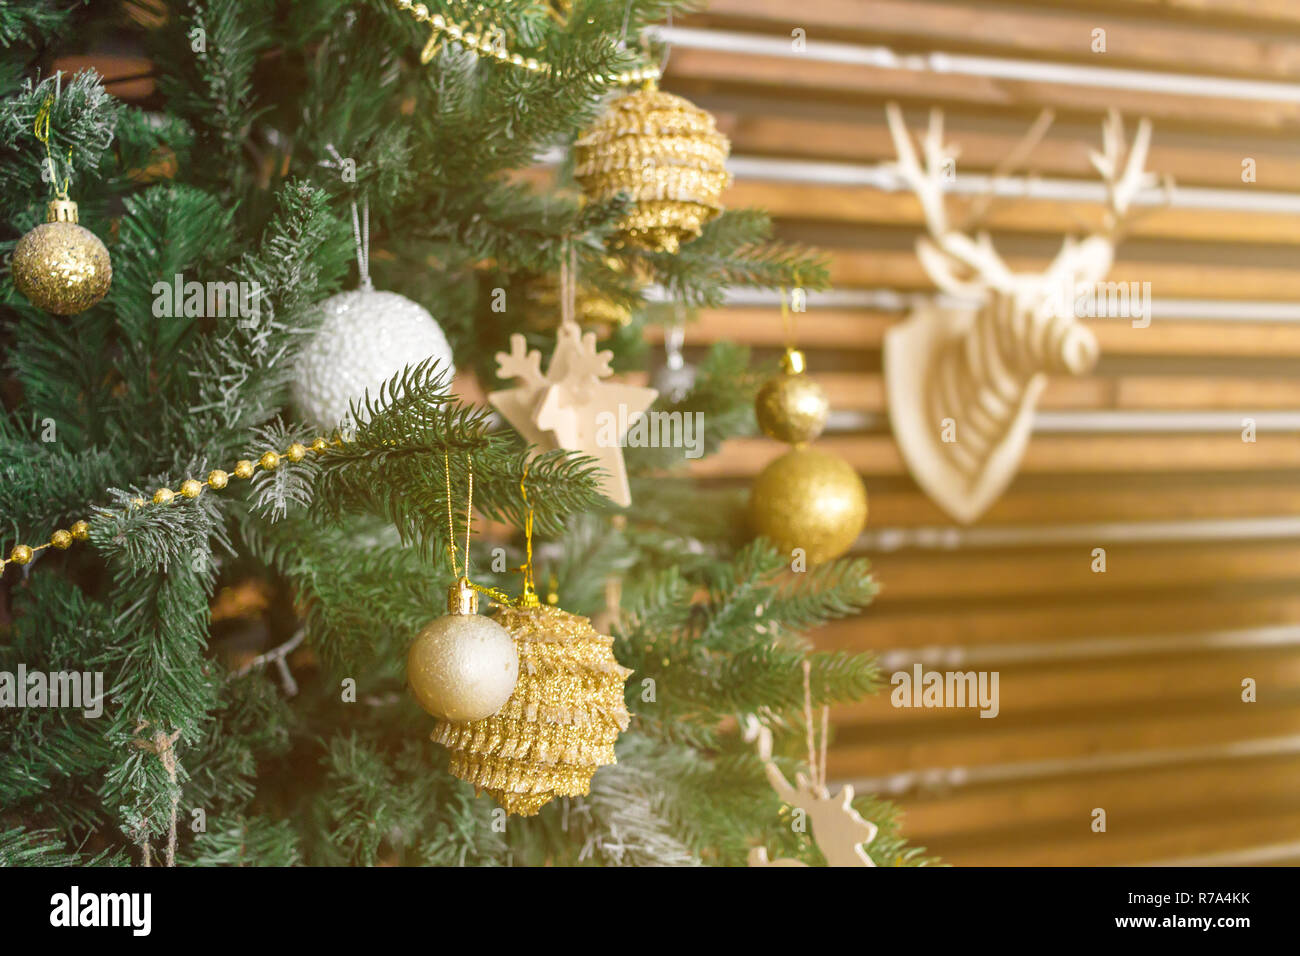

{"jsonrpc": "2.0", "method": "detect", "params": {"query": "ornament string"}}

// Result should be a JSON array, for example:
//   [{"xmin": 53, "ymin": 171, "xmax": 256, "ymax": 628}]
[
  {"xmin": 559, "ymin": 244, "xmax": 578, "ymax": 332},
  {"xmin": 780, "ymin": 286, "xmax": 794, "ymax": 352},
  {"xmin": 516, "ymin": 466, "xmax": 540, "ymax": 607},
  {"xmin": 441, "ymin": 450, "xmax": 460, "ymax": 577},
  {"xmin": 801, "ymin": 659, "xmax": 830, "ymax": 791},
  {"xmin": 350, "ymin": 197, "xmax": 372, "ymax": 291},
  {"xmin": 439, "ymin": 450, "xmax": 518, "ymax": 607},
  {"xmin": 33, "ymin": 95, "xmax": 71, "ymax": 200}
]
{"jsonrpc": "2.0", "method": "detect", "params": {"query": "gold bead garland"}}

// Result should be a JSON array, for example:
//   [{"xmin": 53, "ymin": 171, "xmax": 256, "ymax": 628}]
[
  {"xmin": 391, "ymin": 0, "xmax": 661, "ymax": 85},
  {"xmin": 0, "ymin": 436, "xmax": 343, "ymax": 575}
]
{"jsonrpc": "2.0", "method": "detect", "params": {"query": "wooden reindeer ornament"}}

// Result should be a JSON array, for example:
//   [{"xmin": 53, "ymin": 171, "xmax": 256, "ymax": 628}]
[
  {"xmin": 746, "ymin": 665, "xmax": 878, "ymax": 867},
  {"xmin": 882, "ymin": 104, "xmax": 1164, "ymax": 524},
  {"xmin": 489, "ymin": 255, "xmax": 656, "ymax": 507}
]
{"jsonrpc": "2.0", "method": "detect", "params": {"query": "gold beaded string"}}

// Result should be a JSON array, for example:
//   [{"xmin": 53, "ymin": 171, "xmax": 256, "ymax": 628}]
[
  {"xmin": 392, "ymin": 0, "xmax": 661, "ymax": 86},
  {"xmin": 0, "ymin": 436, "xmax": 341, "ymax": 576}
]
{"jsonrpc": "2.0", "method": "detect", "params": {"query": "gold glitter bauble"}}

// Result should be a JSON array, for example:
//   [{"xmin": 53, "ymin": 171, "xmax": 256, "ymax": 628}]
[
  {"xmin": 12, "ymin": 200, "xmax": 112, "ymax": 315},
  {"xmin": 408, "ymin": 579, "xmax": 520, "ymax": 722},
  {"xmin": 574, "ymin": 82, "xmax": 731, "ymax": 254},
  {"xmin": 750, "ymin": 446, "xmax": 868, "ymax": 565},
  {"xmin": 756, "ymin": 352, "xmax": 829, "ymax": 445},
  {"xmin": 432, "ymin": 602, "xmax": 632, "ymax": 816}
]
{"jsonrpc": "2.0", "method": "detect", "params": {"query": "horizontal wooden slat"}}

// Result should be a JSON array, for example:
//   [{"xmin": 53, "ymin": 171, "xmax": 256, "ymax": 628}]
[
  {"xmin": 666, "ymin": 47, "xmax": 1300, "ymax": 132},
  {"xmin": 814, "ymin": 590, "xmax": 1300, "ymax": 651},
  {"xmin": 810, "ymin": 371, "xmax": 1300, "ymax": 411},
  {"xmin": 822, "ymin": 248, "xmax": 1300, "ymax": 300},
  {"xmin": 659, "ymin": 309, "xmax": 1300, "ymax": 358},
  {"xmin": 1116, "ymin": 0, "xmax": 1300, "ymax": 29},
  {"xmin": 691, "ymin": 432, "xmax": 1300, "ymax": 479},
  {"xmin": 896, "ymin": 754, "xmax": 1300, "ymax": 845},
  {"xmin": 725, "ymin": 179, "xmax": 1300, "ymax": 245},
  {"xmin": 931, "ymin": 804, "xmax": 1300, "ymax": 866},
  {"xmin": 826, "ymin": 697, "xmax": 1300, "ymax": 777},
  {"xmin": 833, "ymin": 647, "xmax": 1300, "ymax": 726},
  {"xmin": 865, "ymin": 478, "xmax": 1300, "ymax": 527},
  {"xmin": 712, "ymin": 111, "xmax": 1300, "ymax": 191},
  {"xmin": 866, "ymin": 540, "xmax": 1300, "ymax": 603},
  {"xmin": 689, "ymin": 0, "xmax": 1300, "ymax": 80}
]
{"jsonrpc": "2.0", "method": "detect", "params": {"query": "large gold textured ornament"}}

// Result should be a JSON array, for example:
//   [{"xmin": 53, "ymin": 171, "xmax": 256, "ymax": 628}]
[
  {"xmin": 12, "ymin": 199, "xmax": 112, "ymax": 315},
  {"xmin": 432, "ymin": 602, "xmax": 632, "ymax": 816},
  {"xmin": 408, "ymin": 579, "xmax": 520, "ymax": 722},
  {"xmin": 574, "ymin": 81, "xmax": 731, "ymax": 253},
  {"xmin": 750, "ymin": 446, "xmax": 868, "ymax": 566},
  {"xmin": 755, "ymin": 349, "xmax": 829, "ymax": 445}
]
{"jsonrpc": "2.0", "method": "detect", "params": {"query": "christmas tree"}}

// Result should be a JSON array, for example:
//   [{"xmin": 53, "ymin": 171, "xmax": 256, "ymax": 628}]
[{"xmin": 0, "ymin": 0, "xmax": 926, "ymax": 867}]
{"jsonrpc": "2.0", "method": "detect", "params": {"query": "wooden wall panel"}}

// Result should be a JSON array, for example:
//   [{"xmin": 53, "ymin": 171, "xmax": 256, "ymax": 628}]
[{"xmin": 664, "ymin": 0, "xmax": 1300, "ymax": 866}]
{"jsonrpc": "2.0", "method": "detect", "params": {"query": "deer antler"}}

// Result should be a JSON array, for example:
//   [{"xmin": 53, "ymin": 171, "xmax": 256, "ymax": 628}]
[
  {"xmin": 1089, "ymin": 109, "xmax": 1166, "ymax": 236},
  {"xmin": 495, "ymin": 334, "xmax": 546, "ymax": 387},
  {"xmin": 884, "ymin": 102, "xmax": 1013, "ymax": 298}
]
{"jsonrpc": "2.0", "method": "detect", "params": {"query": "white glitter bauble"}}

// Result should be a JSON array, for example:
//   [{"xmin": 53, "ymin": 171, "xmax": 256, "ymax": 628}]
[{"xmin": 292, "ymin": 287, "xmax": 455, "ymax": 431}]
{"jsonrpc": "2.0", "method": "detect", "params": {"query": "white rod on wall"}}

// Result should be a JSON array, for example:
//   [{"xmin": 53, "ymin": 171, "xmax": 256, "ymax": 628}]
[{"xmin": 649, "ymin": 24, "xmax": 1300, "ymax": 104}]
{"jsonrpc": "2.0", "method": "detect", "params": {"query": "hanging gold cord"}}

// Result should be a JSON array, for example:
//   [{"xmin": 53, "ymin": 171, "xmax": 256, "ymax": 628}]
[
  {"xmin": 441, "ymin": 449, "xmax": 517, "ymax": 607},
  {"xmin": 441, "ymin": 450, "xmax": 460, "ymax": 578},
  {"xmin": 34, "ymin": 96, "xmax": 70, "ymax": 200},
  {"xmin": 780, "ymin": 284, "xmax": 807, "ymax": 375},
  {"xmin": 516, "ymin": 466, "xmax": 540, "ymax": 607}
]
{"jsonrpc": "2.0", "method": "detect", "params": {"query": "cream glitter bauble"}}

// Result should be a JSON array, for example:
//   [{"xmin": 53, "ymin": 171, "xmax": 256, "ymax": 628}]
[
  {"xmin": 292, "ymin": 287, "xmax": 454, "ymax": 431},
  {"xmin": 750, "ymin": 446, "xmax": 868, "ymax": 566},
  {"xmin": 408, "ymin": 580, "xmax": 520, "ymax": 723},
  {"xmin": 12, "ymin": 199, "xmax": 112, "ymax": 315}
]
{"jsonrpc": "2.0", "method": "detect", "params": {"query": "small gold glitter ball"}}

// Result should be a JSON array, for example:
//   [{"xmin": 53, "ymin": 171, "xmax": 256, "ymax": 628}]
[
  {"xmin": 9, "ymin": 544, "xmax": 33, "ymax": 565},
  {"xmin": 756, "ymin": 353, "xmax": 830, "ymax": 445},
  {"xmin": 207, "ymin": 469, "xmax": 229, "ymax": 489},
  {"xmin": 70, "ymin": 520, "xmax": 90, "ymax": 541},
  {"xmin": 258, "ymin": 451, "xmax": 280, "ymax": 471},
  {"xmin": 433, "ymin": 603, "xmax": 632, "ymax": 816},
  {"xmin": 12, "ymin": 200, "xmax": 112, "ymax": 315},
  {"xmin": 233, "ymin": 460, "xmax": 254, "ymax": 479},
  {"xmin": 50, "ymin": 530, "xmax": 73, "ymax": 550},
  {"xmin": 180, "ymin": 479, "xmax": 203, "ymax": 499},
  {"xmin": 310, "ymin": 438, "xmax": 329, "ymax": 453},
  {"xmin": 574, "ymin": 82, "xmax": 731, "ymax": 254},
  {"xmin": 286, "ymin": 443, "xmax": 307, "ymax": 462},
  {"xmin": 749, "ymin": 446, "xmax": 867, "ymax": 565},
  {"xmin": 153, "ymin": 487, "xmax": 175, "ymax": 505}
]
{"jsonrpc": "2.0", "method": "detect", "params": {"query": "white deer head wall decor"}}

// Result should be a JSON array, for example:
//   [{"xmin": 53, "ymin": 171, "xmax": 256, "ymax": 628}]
[{"xmin": 882, "ymin": 104, "xmax": 1166, "ymax": 524}]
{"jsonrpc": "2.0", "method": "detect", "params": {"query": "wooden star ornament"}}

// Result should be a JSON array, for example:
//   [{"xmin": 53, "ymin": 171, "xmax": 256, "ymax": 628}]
[{"xmin": 488, "ymin": 323, "xmax": 657, "ymax": 507}]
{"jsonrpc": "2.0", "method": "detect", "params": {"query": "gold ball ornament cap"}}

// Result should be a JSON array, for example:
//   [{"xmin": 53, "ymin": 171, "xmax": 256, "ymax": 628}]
[
  {"xmin": 755, "ymin": 349, "xmax": 830, "ymax": 445},
  {"xmin": 407, "ymin": 578, "xmax": 520, "ymax": 722},
  {"xmin": 749, "ymin": 445, "xmax": 868, "ymax": 566},
  {"xmin": 12, "ymin": 199, "xmax": 112, "ymax": 315}
]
